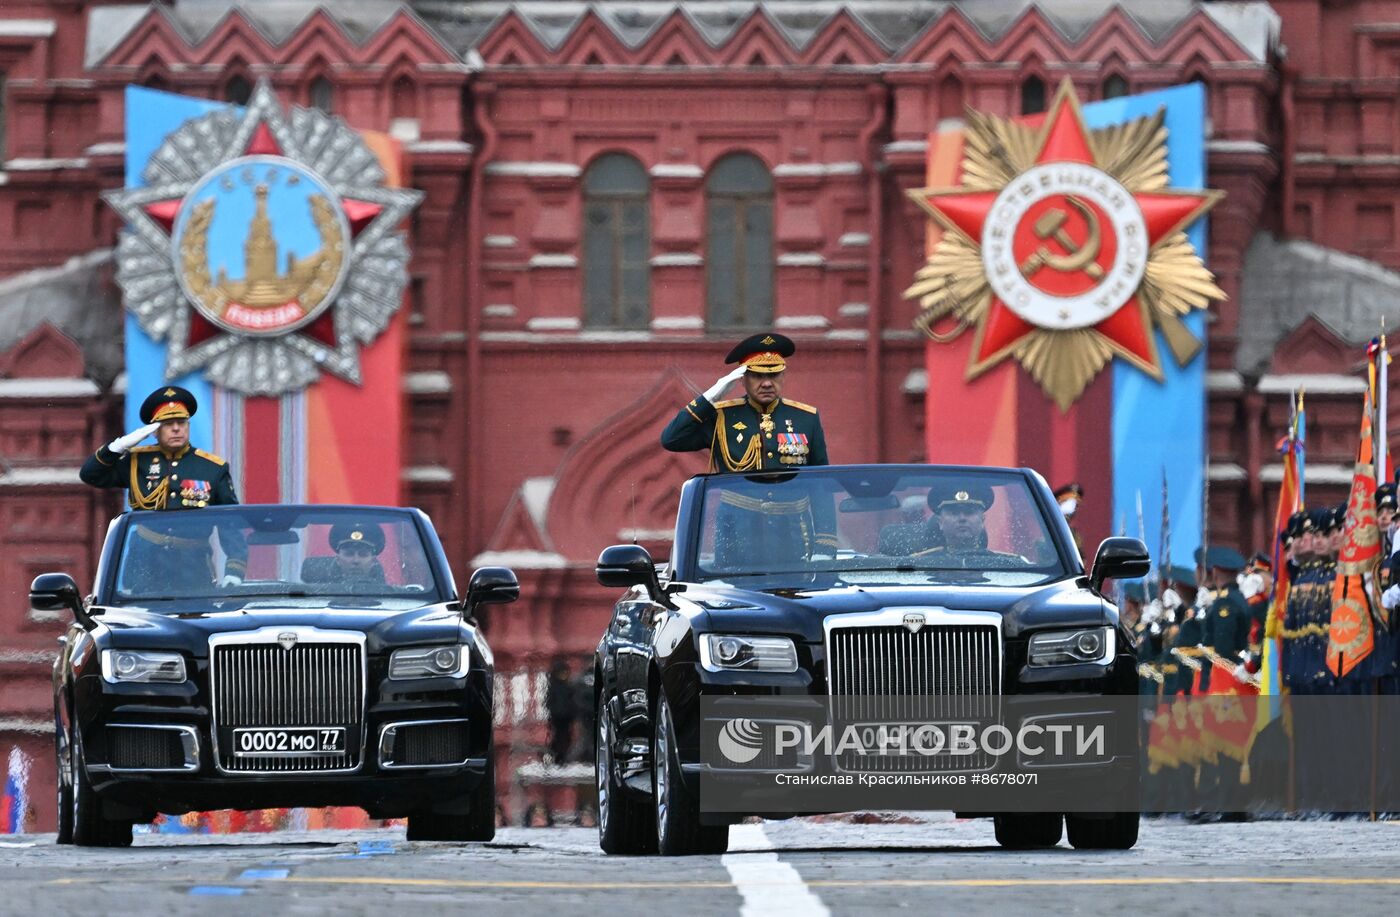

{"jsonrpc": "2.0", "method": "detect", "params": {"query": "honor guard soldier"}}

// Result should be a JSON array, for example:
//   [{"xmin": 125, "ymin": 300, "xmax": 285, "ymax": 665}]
[
  {"xmin": 1281, "ymin": 508, "xmax": 1334, "ymax": 695},
  {"xmin": 1200, "ymin": 546, "xmax": 1251, "ymax": 693},
  {"xmin": 1054, "ymin": 483, "xmax": 1085, "ymax": 554},
  {"xmin": 80, "ymin": 386, "xmax": 245, "ymax": 588},
  {"xmin": 662, "ymin": 333, "xmax": 829, "ymax": 473}
]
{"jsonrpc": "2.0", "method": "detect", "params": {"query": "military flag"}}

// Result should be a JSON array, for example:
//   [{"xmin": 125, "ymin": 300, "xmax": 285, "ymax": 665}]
[
  {"xmin": 1251, "ymin": 391, "xmax": 1303, "ymax": 744},
  {"xmin": 1327, "ymin": 349, "xmax": 1387, "ymax": 678}
]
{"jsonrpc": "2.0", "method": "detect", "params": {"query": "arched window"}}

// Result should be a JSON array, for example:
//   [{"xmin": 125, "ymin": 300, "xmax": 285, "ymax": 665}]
[
  {"xmin": 938, "ymin": 72, "xmax": 963, "ymax": 123},
  {"xmin": 705, "ymin": 154, "xmax": 773, "ymax": 330},
  {"xmin": 1020, "ymin": 75, "xmax": 1046, "ymax": 115},
  {"xmin": 310, "ymin": 76, "xmax": 334, "ymax": 114},
  {"xmin": 582, "ymin": 154, "xmax": 651, "ymax": 329},
  {"xmin": 391, "ymin": 75, "xmax": 417, "ymax": 121},
  {"xmin": 224, "ymin": 75, "xmax": 252, "ymax": 105},
  {"xmin": 1103, "ymin": 74, "xmax": 1129, "ymax": 100}
]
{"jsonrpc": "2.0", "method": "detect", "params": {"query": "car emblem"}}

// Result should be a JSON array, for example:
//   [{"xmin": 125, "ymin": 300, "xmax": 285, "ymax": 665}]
[
  {"xmin": 902, "ymin": 613, "xmax": 925, "ymax": 633},
  {"xmin": 278, "ymin": 632, "xmax": 298, "ymax": 651}
]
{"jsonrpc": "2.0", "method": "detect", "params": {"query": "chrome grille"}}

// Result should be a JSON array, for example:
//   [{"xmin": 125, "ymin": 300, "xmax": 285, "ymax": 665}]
[
  {"xmin": 827, "ymin": 620, "xmax": 1001, "ymax": 772},
  {"xmin": 211, "ymin": 641, "xmax": 364, "ymax": 773}
]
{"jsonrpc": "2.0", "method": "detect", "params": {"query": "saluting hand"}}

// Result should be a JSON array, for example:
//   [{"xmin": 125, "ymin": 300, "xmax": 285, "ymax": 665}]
[
  {"xmin": 108, "ymin": 422, "xmax": 161, "ymax": 455},
  {"xmin": 703, "ymin": 365, "xmax": 747, "ymax": 403}
]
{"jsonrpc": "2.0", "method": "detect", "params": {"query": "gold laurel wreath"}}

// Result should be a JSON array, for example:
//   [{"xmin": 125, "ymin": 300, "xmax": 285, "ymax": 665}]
[
  {"xmin": 907, "ymin": 98, "xmax": 1225, "ymax": 410},
  {"xmin": 179, "ymin": 193, "xmax": 345, "ymax": 322}
]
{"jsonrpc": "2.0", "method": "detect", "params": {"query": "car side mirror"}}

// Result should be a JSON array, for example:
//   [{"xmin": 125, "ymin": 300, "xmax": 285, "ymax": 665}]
[
  {"xmin": 30, "ymin": 573, "xmax": 94, "ymax": 628},
  {"xmin": 1089, "ymin": 537, "xmax": 1152, "ymax": 595},
  {"xmin": 463, "ymin": 566, "xmax": 520, "ymax": 616},
  {"xmin": 597, "ymin": 544, "xmax": 664, "ymax": 603}
]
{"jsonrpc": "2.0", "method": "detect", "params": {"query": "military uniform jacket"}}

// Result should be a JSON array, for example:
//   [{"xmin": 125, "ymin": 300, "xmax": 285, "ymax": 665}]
[
  {"xmin": 1202, "ymin": 585, "xmax": 1251, "ymax": 691},
  {"xmin": 1281, "ymin": 559, "xmax": 1335, "ymax": 690},
  {"xmin": 662, "ymin": 394, "xmax": 829, "ymax": 472},
  {"xmin": 81, "ymin": 444, "xmax": 239, "ymax": 511}
]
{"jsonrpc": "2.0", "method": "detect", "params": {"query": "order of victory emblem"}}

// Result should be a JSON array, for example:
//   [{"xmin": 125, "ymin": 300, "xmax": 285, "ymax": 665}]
[
  {"xmin": 105, "ymin": 81, "xmax": 422, "ymax": 395},
  {"xmin": 906, "ymin": 80, "xmax": 1224, "ymax": 410}
]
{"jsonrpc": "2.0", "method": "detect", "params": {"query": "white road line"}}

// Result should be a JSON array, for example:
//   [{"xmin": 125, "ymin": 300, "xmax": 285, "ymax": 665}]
[{"xmin": 722, "ymin": 824, "xmax": 830, "ymax": 917}]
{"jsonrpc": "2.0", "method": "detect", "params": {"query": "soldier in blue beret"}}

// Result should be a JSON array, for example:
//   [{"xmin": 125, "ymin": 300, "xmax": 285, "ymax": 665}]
[
  {"xmin": 79, "ymin": 386, "xmax": 245, "ymax": 589},
  {"xmin": 662, "ymin": 332, "xmax": 829, "ymax": 473}
]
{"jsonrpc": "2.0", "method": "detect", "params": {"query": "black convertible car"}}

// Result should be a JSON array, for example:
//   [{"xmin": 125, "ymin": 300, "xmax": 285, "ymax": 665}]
[
  {"xmin": 593, "ymin": 465, "xmax": 1149, "ymax": 855},
  {"xmin": 35, "ymin": 504, "xmax": 517, "ymax": 847}
]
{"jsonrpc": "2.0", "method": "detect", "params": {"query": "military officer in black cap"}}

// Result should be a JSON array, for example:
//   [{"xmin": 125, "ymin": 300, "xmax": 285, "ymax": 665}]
[
  {"xmin": 81, "ymin": 386, "xmax": 239, "ymax": 511},
  {"xmin": 662, "ymin": 332, "xmax": 829, "ymax": 473},
  {"xmin": 912, "ymin": 484, "xmax": 1029, "ymax": 569},
  {"xmin": 302, "ymin": 523, "xmax": 387, "ymax": 585},
  {"xmin": 80, "ymin": 386, "xmax": 244, "ymax": 588}
]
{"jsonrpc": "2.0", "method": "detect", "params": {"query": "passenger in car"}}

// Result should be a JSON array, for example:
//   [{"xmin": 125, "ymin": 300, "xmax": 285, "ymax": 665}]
[{"xmin": 912, "ymin": 484, "xmax": 1028, "ymax": 568}]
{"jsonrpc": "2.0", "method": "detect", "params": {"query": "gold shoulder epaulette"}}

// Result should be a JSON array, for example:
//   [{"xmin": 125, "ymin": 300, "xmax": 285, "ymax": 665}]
[
  {"xmin": 194, "ymin": 448, "xmax": 227, "ymax": 466},
  {"xmin": 783, "ymin": 399, "xmax": 818, "ymax": 414},
  {"xmin": 129, "ymin": 445, "xmax": 160, "ymax": 454},
  {"xmin": 713, "ymin": 398, "xmax": 745, "ymax": 409}
]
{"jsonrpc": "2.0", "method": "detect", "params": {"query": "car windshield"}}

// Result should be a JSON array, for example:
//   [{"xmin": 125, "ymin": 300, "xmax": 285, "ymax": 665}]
[
  {"xmin": 693, "ymin": 468, "xmax": 1067, "ymax": 588},
  {"xmin": 112, "ymin": 506, "xmax": 443, "ymax": 604}
]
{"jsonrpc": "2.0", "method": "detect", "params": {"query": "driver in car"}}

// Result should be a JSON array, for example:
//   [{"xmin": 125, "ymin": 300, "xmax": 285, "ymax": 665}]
[
  {"xmin": 302, "ymin": 523, "xmax": 388, "ymax": 585},
  {"xmin": 913, "ymin": 484, "xmax": 1029, "ymax": 568}
]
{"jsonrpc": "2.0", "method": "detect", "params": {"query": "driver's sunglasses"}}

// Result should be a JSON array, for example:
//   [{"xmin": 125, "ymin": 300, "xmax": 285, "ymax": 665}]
[{"xmin": 338, "ymin": 543, "xmax": 375, "ymax": 557}]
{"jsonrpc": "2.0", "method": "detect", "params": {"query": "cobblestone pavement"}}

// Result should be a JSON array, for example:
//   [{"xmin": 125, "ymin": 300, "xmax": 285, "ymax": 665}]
[{"xmin": 3, "ymin": 815, "xmax": 1399, "ymax": 916}]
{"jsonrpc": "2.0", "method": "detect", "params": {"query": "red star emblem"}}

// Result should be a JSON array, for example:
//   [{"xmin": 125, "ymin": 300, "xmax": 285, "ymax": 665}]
[
  {"xmin": 911, "ymin": 82, "xmax": 1222, "ymax": 390},
  {"xmin": 136, "ymin": 121, "xmax": 385, "ymax": 353}
]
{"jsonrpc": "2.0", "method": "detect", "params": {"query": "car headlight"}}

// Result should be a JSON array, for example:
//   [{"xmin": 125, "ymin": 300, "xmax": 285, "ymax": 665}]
[
  {"xmin": 700, "ymin": 634, "xmax": 799, "ymax": 673},
  {"xmin": 1027, "ymin": 627, "xmax": 1115, "ymax": 666},
  {"xmin": 389, "ymin": 645, "xmax": 468, "ymax": 680},
  {"xmin": 100, "ymin": 649, "xmax": 187, "ymax": 684}
]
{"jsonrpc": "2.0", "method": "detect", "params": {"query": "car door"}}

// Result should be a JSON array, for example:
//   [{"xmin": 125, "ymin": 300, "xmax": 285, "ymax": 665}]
[{"xmin": 606, "ymin": 588, "xmax": 659, "ymax": 782}]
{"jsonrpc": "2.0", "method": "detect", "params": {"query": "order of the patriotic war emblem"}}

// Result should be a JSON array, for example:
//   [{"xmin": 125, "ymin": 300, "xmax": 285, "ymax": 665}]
[
  {"xmin": 905, "ymin": 79, "xmax": 1224, "ymax": 410},
  {"xmin": 105, "ymin": 80, "xmax": 422, "ymax": 395}
]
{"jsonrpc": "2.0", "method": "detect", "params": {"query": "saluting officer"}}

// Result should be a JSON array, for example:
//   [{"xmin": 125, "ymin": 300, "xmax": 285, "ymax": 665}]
[
  {"xmin": 662, "ymin": 333, "xmax": 829, "ymax": 472},
  {"xmin": 80, "ymin": 386, "xmax": 245, "ymax": 589},
  {"xmin": 80, "ymin": 386, "xmax": 239, "ymax": 510}
]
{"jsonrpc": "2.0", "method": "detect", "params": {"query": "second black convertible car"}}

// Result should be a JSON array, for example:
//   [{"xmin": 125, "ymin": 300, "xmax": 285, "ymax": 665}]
[
  {"xmin": 593, "ymin": 465, "xmax": 1150, "ymax": 855},
  {"xmin": 37, "ymin": 504, "xmax": 518, "ymax": 847}
]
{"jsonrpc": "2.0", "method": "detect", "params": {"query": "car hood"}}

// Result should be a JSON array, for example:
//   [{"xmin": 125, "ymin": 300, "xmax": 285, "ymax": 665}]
[
  {"xmin": 91, "ymin": 601, "xmax": 466, "ymax": 655},
  {"xmin": 677, "ymin": 578, "xmax": 1110, "ymax": 641}
]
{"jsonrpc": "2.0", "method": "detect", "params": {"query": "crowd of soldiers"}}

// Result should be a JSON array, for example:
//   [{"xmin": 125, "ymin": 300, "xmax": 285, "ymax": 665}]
[{"xmin": 1120, "ymin": 485, "xmax": 1400, "ymax": 813}]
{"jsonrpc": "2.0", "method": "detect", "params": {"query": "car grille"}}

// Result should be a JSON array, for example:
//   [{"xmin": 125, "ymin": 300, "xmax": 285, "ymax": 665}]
[
  {"xmin": 211, "ymin": 642, "xmax": 363, "ymax": 773},
  {"xmin": 393, "ymin": 722, "xmax": 469, "ymax": 767},
  {"xmin": 827, "ymin": 622, "xmax": 1000, "ymax": 772},
  {"xmin": 110, "ymin": 727, "xmax": 186, "ymax": 770}
]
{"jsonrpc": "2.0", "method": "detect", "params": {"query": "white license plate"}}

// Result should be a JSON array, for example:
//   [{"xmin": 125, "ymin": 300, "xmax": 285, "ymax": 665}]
[{"xmin": 232, "ymin": 727, "xmax": 346, "ymax": 757}]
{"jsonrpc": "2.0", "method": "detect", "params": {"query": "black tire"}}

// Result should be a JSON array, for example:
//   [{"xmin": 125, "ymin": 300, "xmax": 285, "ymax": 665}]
[
  {"xmin": 596, "ymin": 695, "xmax": 655, "ymax": 855},
  {"xmin": 406, "ymin": 756, "xmax": 497, "ymax": 842},
  {"xmin": 1065, "ymin": 812, "xmax": 1139, "ymax": 850},
  {"xmin": 653, "ymin": 694, "xmax": 728, "ymax": 856},
  {"xmin": 53, "ymin": 720, "xmax": 73, "ymax": 845},
  {"xmin": 993, "ymin": 813, "xmax": 1063, "ymax": 849},
  {"xmin": 70, "ymin": 735, "xmax": 132, "ymax": 848}
]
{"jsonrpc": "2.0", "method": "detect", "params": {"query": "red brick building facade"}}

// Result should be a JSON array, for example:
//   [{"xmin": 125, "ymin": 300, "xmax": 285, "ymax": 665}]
[{"xmin": 0, "ymin": 0, "xmax": 1394, "ymax": 828}]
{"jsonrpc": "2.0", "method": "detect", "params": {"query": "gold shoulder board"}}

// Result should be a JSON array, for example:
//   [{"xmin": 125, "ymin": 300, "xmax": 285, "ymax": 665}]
[
  {"xmin": 783, "ymin": 399, "xmax": 818, "ymax": 414},
  {"xmin": 194, "ymin": 448, "xmax": 228, "ymax": 466}
]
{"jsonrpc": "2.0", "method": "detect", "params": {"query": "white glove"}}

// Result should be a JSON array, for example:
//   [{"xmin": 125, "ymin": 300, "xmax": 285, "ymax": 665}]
[
  {"xmin": 217, "ymin": 574, "xmax": 243, "ymax": 588},
  {"xmin": 1058, "ymin": 498, "xmax": 1078, "ymax": 517},
  {"xmin": 702, "ymin": 366, "xmax": 747, "ymax": 403},
  {"xmin": 107, "ymin": 422, "xmax": 160, "ymax": 454},
  {"xmin": 1383, "ymin": 584, "xmax": 1400, "ymax": 611}
]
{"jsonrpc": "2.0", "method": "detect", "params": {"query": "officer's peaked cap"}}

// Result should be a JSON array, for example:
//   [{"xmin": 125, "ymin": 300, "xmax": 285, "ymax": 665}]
[
  {"xmin": 329, "ymin": 522, "xmax": 385, "ymax": 555},
  {"xmin": 928, "ymin": 481, "xmax": 994, "ymax": 512},
  {"xmin": 139, "ymin": 386, "xmax": 198, "ymax": 424},
  {"xmin": 725, "ymin": 332, "xmax": 795, "ymax": 374}
]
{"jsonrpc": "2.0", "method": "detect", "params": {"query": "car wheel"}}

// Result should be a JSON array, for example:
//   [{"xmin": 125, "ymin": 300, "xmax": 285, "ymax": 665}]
[
  {"xmin": 69, "ymin": 735, "xmax": 132, "ymax": 848},
  {"xmin": 1065, "ymin": 812, "xmax": 1139, "ymax": 850},
  {"xmin": 653, "ymin": 694, "xmax": 728, "ymax": 856},
  {"xmin": 993, "ymin": 813, "xmax": 1062, "ymax": 849},
  {"xmin": 596, "ymin": 696, "xmax": 655, "ymax": 855},
  {"xmin": 53, "ymin": 720, "xmax": 73, "ymax": 845},
  {"xmin": 406, "ymin": 755, "xmax": 496, "ymax": 842}
]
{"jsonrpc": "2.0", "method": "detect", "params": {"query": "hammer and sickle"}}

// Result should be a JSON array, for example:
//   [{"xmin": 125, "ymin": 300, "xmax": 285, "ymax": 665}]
[{"xmin": 1019, "ymin": 197, "xmax": 1104, "ymax": 280}]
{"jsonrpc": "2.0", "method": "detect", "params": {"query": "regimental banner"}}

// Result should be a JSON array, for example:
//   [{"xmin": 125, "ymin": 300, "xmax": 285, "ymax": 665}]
[
  {"xmin": 908, "ymin": 82, "xmax": 1217, "ymax": 562},
  {"xmin": 109, "ymin": 83, "xmax": 419, "ymax": 508}
]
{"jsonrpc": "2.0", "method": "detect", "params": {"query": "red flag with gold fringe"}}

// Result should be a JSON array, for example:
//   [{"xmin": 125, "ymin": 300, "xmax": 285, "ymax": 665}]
[{"xmin": 1326, "ymin": 375, "xmax": 1385, "ymax": 678}]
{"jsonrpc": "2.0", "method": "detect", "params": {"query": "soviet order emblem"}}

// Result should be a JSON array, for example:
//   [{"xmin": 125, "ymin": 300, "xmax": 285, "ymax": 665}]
[
  {"xmin": 902, "ymin": 613, "xmax": 926, "ymax": 634},
  {"xmin": 906, "ymin": 79, "xmax": 1223, "ymax": 410},
  {"xmin": 106, "ymin": 80, "xmax": 422, "ymax": 395}
]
